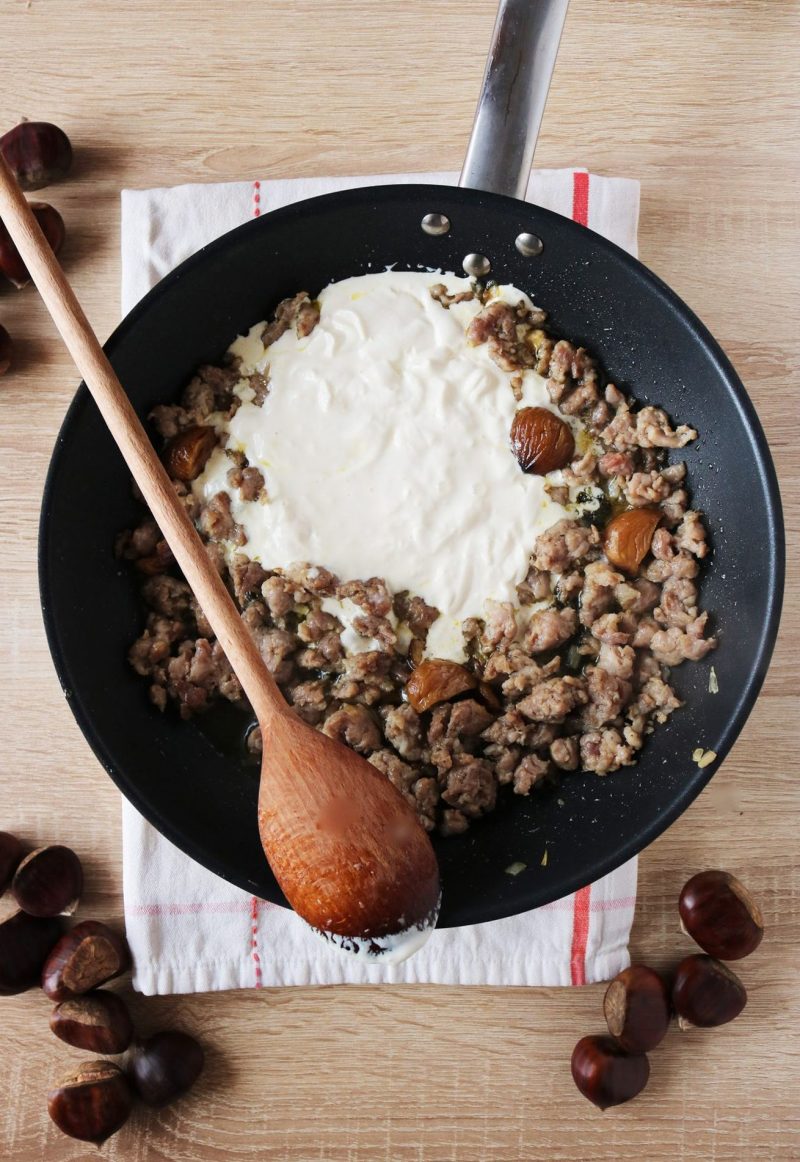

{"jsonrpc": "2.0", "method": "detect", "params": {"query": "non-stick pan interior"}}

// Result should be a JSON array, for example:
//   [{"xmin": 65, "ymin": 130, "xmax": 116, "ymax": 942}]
[{"xmin": 39, "ymin": 185, "xmax": 783, "ymax": 926}]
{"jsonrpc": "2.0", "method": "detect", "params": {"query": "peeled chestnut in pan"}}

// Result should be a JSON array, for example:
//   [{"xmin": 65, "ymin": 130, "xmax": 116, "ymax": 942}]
[
  {"xmin": 570, "ymin": 1034, "xmax": 649, "ymax": 1110},
  {"xmin": 42, "ymin": 919, "xmax": 131, "ymax": 1001},
  {"xmin": 0, "ymin": 910, "xmax": 61, "ymax": 994},
  {"xmin": 603, "ymin": 964, "xmax": 671, "ymax": 1053},
  {"xmin": 0, "ymin": 830, "xmax": 24, "ymax": 893},
  {"xmin": 0, "ymin": 324, "xmax": 12, "ymax": 377},
  {"xmin": 128, "ymin": 1030, "xmax": 205, "ymax": 1106},
  {"xmin": 12, "ymin": 844, "xmax": 83, "ymax": 917},
  {"xmin": 0, "ymin": 121, "xmax": 73, "ymax": 190},
  {"xmin": 51, "ymin": 990, "xmax": 134, "ymax": 1055},
  {"xmin": 679, "ymin": 869, "xmax": 764, "ymax": 960},
  {"xmin": 48, "ymin": 1060, "xmax": 132, "ymax": 1144},
  {"xmin": 672, "ymin": 953, "xmax": 747, "ymax": 1029},
  {"xmin": 0, "ymin": 201, "xmax": 65, "ymax": 288}
]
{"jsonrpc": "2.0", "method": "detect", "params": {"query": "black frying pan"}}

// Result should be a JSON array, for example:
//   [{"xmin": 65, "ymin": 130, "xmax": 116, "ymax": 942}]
[{"xmin": 38, "ymin": 1, "xmax": 783, "ymax": 927}]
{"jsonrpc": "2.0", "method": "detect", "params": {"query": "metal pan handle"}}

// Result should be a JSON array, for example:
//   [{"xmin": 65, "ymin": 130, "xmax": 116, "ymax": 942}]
[{"xmin": 460, "ymin": 0, "xmax": 570, "ymax": 199}]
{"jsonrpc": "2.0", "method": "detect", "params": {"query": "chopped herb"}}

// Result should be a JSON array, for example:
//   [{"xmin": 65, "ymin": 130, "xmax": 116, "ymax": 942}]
[
  {"xmin": 709, "ymin": 666, "xmax": 719, "ymax": 694},
  {"xmin": 505, "ymin": 861, "xmax": 527, "ymax": 877}
]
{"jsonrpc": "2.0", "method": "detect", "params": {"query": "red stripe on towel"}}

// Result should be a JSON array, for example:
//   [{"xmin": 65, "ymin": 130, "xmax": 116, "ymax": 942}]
[
  {"xmin": 250, "ymin": 896, "xmax": 263, "ymax": 989},
  {"xmin": 253, "ymin": 179, "xmax": 262, "ymax": 217},
  {"xmin": 570, "ymin": 886, "xmax": 592, "ymax": 985},
  {"xmin": 572, "ymin": 170, "xmax": 590, "ymax": 227}
]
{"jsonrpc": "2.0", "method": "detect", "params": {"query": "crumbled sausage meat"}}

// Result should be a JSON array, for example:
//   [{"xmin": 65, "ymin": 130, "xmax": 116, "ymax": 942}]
[{"xmin": 125, "ymin": 280, "xmax": 716, "ymax": 832}]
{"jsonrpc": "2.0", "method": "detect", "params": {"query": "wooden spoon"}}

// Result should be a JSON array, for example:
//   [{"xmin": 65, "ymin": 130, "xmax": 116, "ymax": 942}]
[{"xmin": 0, "ymin": 156, "xmax": 440, "ymax": 958}]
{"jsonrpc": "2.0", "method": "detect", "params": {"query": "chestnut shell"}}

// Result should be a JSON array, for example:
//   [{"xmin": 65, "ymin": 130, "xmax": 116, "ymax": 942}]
[
  {"xmin": 0, "ymin": 121, "xmax": 73, "ymax": 191},
  {"xmin": 42, "ymin": 919, "xmax": 131, "ymax": 1001},
  {"xmin": 679, "ymin": 869, "xmax": 764, "ymax": 960},
  {"xmin": 0, "ymin": 910, "xmax": 61, "ymax": 995},
  {"xmin": 570, "ymin": 1034, "xmax": 650, "ymax": 1110},
  {"xmin": 51, "ymin": 990, "xmax": 134, "ymax": 1055},
  {"xmin": 672, "ymin": 953, "xmax": 747, "ymax": 1028},
  {"xmin": 128, "ymin": 1030, "xmax": 205, "ymax": 1106},
  {"xmin": 47, "ymin": 1060, "xmax": 132, "ymax": 1144},
  {"xmin": 603, "ymin": 964, "xmax": 671, "ymax": 1053},
  {"xmin": 12, "ymin": 843, "xmax": 83, "ymax": 917},
  {"xmin": 0, "ymin": 202, "xmax": 65, "ymax": 288}
]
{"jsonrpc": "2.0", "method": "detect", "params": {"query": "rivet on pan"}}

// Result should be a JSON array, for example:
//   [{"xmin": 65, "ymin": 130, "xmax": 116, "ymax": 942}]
[
  {"xmin": 421, "ymin": 213, "xmax": 451, "ymax": 236},
  {"xmin": 463, "ymin": 253, "xmax": 491, "ymax": 277},
  {"xmin": 515, "ymin": 232, "xmax": 543, "ymax": 257}
]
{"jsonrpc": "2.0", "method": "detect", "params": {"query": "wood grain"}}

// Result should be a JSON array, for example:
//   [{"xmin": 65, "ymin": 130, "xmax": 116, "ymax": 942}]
[{"xmin": 0, "ymin": 0, "xmax": 798, "ymax": 1158}]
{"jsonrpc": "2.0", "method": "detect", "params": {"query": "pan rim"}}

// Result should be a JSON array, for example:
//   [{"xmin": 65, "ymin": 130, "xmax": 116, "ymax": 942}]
[{"xmin": 37, "ymin": 182, "xmax": 786, "ymax": 926}]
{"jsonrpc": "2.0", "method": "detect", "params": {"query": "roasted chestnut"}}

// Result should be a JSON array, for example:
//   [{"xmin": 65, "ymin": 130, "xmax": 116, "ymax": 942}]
[
  {"xmin": 48, "ymin": 1059, "xmax": 132, "ymax": 1144},
  {"xmin": 510, "ymin": 406, "xmax": 575, "ymax": 475},
  {"xmin": 0, "ymin": 121, "xmax": 72, "ymax": 190},
  {"xmin": 603, "ymin": 964, "xmax": 671, "ymax": 1053},
  {"xmin": 570, "ymin": 1034, "xmax": 650, "ymax": 1109},
  {"xmin": 42, "ymin": 920, "xmax": 131, "ymax": 1001},
  {"xmin": 128, "ymin": 1030, "xmax": 205, "ymax": 1106},
  {"xmin": 679, "ymin": 869, "xmax": 764, "ymax": 960},
  {"xmin": 163, "ymin": 424, "xmax": 218, "ymax": 481},
  {"xmin": 672, "ymin": 953, "xmax": 747, "ymax": 1029},
  {"xmin": 0, "ymin": 324, "xmax": 12, "ymax": 377},
  {"xmin": 603, "ymin": 507, "xmax": 661, "ymax": 574},
  {"xmin": 0, "ymin": 201, "xmax": 65, "ymax": 288},
  {"xmin": 0, "ymin": 830, "xmax": 24, "ymax": 893},
  {"xmin": 405, "ymin": 658, "xmax": 478, "ymax": 713},
  {"xmin": 0, "ymin": 909, "xmax": 61, "ymax": 995},
  {"xmin": 12, "ymin": 843, "xmax": 83, "ymax": 917},
  {"xmin": 51, "ymin": 990, "xmax": 134, "ymax": 1055}
]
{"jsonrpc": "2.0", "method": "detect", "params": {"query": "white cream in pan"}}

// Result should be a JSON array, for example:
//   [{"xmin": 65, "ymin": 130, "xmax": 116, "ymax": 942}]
[{"xmin": 194, "ymin": 271, "xmax": 568, "ymax": 662}]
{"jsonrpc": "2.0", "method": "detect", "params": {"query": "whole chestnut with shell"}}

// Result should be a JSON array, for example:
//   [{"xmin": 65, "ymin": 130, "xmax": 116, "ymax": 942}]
[
  {"xmin": 679, "ymin": 869, "xmax": 764, "ymax": 960},
  {"xmin": 570, "ymin": 1034, "xmax": 650, "ymax": 1109},
  {"xmin": 47, "ymin": 1060, "xmax": 132, "ymax": 1144},
  {"xmin": 0, "ymin": 120, "xmax": 73, "ymax": 190},
  {"xmin": 128, "ymin": 1030, "xmax": 205, "ymax": 1106},
  {"xmin": 0, "ymin": 201, "xmax": 65, "ymax": 288}
]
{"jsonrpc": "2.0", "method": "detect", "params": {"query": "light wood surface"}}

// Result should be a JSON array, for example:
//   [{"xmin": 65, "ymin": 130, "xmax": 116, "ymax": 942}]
[{"xmin": 0, "ymin": 0, "xmax": 798, "ymax": 1158}]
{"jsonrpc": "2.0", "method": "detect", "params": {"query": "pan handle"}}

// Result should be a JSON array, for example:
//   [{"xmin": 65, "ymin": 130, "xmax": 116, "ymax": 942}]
[{"xmin": 460, "ymin": 0, "xmax": 569, "ymax": 199}]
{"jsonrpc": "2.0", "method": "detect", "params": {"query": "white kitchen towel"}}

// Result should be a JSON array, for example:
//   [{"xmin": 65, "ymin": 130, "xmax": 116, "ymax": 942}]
[{"xmin": 120, "ymin": 168, "xmax": 640, "ymax": 995}]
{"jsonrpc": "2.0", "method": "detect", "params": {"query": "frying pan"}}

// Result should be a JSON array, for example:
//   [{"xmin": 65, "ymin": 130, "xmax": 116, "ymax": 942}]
[{"xmin": 38, "ymin": 0, "xmax": 783, "ymax": 927}]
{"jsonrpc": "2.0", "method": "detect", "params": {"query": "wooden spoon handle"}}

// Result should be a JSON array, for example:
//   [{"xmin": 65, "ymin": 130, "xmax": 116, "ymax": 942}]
[{"xmin": 0, "ymin": 155, "xmax": 278, "ymax": 725}]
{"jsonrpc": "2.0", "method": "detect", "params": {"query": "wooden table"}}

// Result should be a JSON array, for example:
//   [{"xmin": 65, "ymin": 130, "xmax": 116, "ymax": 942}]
[{"xmin": 1, "ymin": 1, "xmax": 798, "ymax": 1157}]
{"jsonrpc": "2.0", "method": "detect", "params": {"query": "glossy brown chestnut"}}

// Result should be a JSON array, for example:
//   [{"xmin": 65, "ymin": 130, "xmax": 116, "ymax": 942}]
[
  {"xmin": 128, "ymin": 1030, "xmax": 205, "ymax": 1106},
  {"xmin": 570, "ymin": 1034, "xmax": 650, "ymax": 1110},
  {"xmin": 510, "ymin": 406, "xmax": 575, "ymax": 475},
  {"xmin": 163, "ymin": 424, "xmax": 217, "ymax": 482},
  {"xmin": 12, "ymin": 844, "xmax": 83, "ymax": 917},
  {"xmin": 0, "ymin": 121, "xmax": 73, "ymax": 190},
  {"xmin": 603, "ymin": 508, "xmax": 661, "ymax": 574},
  {"xmin": 679, "ymin": 869, "xmax": 764, "ymax": 960},
  {"xmin": 672, "ymin": 953, "xmax": 747, "ymax": 1029},
  {"xmin": 0, "ymin": 201, "xmax": 65, "ymax": 288},
  {"xmin": 42, "ymin": 920, "xmax": 131, "ymax": 1001},
  {"xmin": 0, "ymin": 830, "xmax": 24, "ymax": 893},
  {"xmin": 50, "ymin": 990, "xmax": 134, "ymax": 1055},
  {"xmin": 603, "ymin": 964, "xmax": 671, "ymax": 1053},
  {"xmin": 0, "ymin": 324, "xmax": 12, "ymax": 377},
  {"xmin": 0, "ymin": 910, "xmax": 61, "ymax": 994},
  {"xmin": 47, "ymin": 1060, "xmax": 132, "ymax": 1144},
  {"xmin": 405, "ymin": 658, "xmax": 478, "ymax": 713}
]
